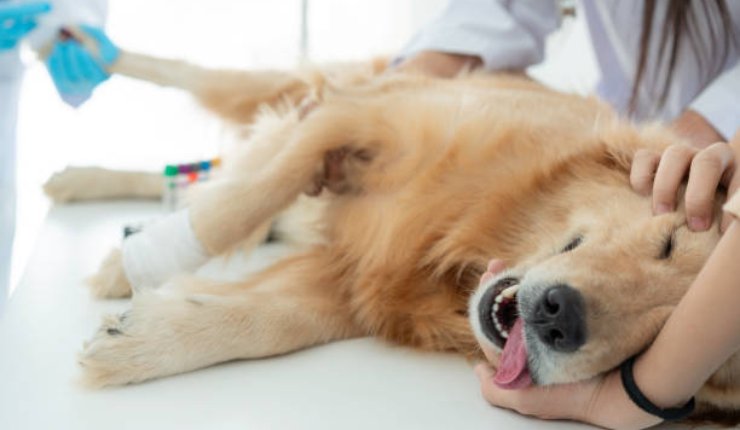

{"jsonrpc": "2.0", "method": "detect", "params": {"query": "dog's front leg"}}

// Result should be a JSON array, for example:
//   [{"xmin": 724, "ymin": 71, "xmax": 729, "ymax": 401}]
[
  {"xmin": 118, "ymin": 97, "xmax": 392, "ymax": 289},
  {"xmin": 188, "ymin": 101, "xmax": 387, "ymax": 256},
  {"xmin": 80, "ymin": 251, "xmax": 361, "ymax": 387}
]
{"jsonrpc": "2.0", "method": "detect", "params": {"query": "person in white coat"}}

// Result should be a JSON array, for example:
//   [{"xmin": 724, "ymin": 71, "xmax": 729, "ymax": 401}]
[
  {"xmin": 396, "ymin": 0, "xmax": 739, "ymax": 147},
  {"xmin": 0, "ymin": 0, "xmax": 114, "ymax": 310}
]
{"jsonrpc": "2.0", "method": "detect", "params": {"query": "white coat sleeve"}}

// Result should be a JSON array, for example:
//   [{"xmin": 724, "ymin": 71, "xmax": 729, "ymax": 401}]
[
  {"xmin": 27, "ymin": 0, "xmax": 109, "ymax": 51},
  {"xmin": 690, "ymin": 63, "xmax": 740, "ymax": 140},
  {"xmin": 395, "ymin": 0, "xmax": 560, "ymax": 71},
  {"xmin": 0, "ymin": 50, "xmax": 23, "ymax": 79}
]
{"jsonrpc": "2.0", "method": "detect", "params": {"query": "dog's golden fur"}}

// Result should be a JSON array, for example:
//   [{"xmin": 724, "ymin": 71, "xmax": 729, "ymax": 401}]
[{"xmin": 67, "ymin": 45, "xmax": 739, "ymax": 423}]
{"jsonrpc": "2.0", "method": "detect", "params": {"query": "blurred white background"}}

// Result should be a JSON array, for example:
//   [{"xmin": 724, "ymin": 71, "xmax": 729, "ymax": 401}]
[{"xmin": 11, "ymin": 0, "xmax": 596, "ymax": 294}]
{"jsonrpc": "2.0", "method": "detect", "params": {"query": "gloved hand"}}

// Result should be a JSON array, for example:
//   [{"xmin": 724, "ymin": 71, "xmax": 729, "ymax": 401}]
[
  {"xmin": 0, "ymin": 1, "xmax": 51, "ymax": 51},
  {"xmin": 46, "ymin": 24, "xmax": 120, "ymax": 107}
]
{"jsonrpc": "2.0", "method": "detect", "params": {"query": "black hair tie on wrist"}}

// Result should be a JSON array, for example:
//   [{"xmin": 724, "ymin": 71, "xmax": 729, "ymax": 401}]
[{"xmin": 620, "ymin": 355, "xmax": 695, "ymax": 421}]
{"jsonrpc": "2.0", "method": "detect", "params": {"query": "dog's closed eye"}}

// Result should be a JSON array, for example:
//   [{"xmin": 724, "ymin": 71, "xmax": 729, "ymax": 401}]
[{"xmin": 561, "ymin": 235, "xmax": 583, "ymax": 253}]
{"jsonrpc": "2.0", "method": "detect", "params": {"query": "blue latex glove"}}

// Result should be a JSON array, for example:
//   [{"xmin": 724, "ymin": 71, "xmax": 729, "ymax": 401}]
[
  {"xmin": 46, "ymin": 24, "xmax": 120, "ymax": 107},
  {"xmin": 0, "ymin": 1, "xmax": 51, "ymax": 51}
]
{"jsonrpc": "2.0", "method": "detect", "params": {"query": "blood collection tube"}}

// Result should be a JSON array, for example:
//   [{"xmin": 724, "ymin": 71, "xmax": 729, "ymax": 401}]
[{"xmin": 163, "ymin": 165, "xmax": 178, "ymax": 211}]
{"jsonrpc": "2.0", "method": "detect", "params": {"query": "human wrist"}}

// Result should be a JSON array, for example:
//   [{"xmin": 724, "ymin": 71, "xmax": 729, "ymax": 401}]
[
  {"xmin": 622, "ymin": 355, "xmax": 695, "ymax": 423},
  {"xmin": 396, "ymin": 51, "xmax": 481, "ymax": 78},
  {"xmin": 631, "ymin": 351, "xmax": 695, "ymax": 411},
  {"xmin": 586, "ymin": 370, "xmax": 661, "ymax": 429}
]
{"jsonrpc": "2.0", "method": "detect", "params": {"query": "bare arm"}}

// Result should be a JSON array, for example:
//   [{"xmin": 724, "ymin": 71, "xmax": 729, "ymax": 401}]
[
  {"xmin": 394, "ymin": 51, "xmax": 482, "ymax": 78},
  {"xmin": 633, "ymin": 218, "xmax": 740, "ymax": 409}
]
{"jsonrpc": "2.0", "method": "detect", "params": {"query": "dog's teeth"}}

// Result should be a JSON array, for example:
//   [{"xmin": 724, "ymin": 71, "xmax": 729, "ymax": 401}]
[
  {"xmin": 501, "ymin": 330, "xmax": 509, "ymax": 339},
  {"xmin": 493, "ymin": 303, "xmax": 499, "ymax": 312},
  {"xmin": 501, "ymin": 284, "xmax": 520, "ymax": 299},
  {"xmin": 495, "ymin": 294, "xmax": 503, "ymax": 304}
]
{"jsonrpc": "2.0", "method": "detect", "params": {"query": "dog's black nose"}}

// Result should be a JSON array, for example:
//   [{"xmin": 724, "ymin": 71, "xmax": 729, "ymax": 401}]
[{"xmin": 530, "ymin": 285, "xmax": 586, "ymax": 352}]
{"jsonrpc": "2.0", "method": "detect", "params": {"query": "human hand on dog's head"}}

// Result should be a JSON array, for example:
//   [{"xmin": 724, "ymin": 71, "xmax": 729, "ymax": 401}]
[
  {"xmin": 474, "ymin": 259, "xmax": 661, "ymax": 430},
  {"xmin": 630, "ymin": 129, "xmax": 740, "ymax": 233}
]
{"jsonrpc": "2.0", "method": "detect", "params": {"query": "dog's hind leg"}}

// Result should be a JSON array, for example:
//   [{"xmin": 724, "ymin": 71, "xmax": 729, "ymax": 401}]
[
  {"xmin": 80, "ymin": 251, "xmax": 360, "ymax": 387},
  {"xmin": 108, "ymin": 50, "xmax": 310, "ymax": 125}
]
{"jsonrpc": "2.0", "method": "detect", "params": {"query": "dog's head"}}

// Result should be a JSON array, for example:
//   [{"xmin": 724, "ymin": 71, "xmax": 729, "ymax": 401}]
[{"xmin": 469, "ymin": 183, "xmax": 721, "ymax": 388}]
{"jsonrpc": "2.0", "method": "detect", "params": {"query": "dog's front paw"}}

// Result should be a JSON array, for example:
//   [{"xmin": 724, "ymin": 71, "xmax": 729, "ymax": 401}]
[
  {"xmin": 80, "ymin": 298, "xmax": 176, "ymax": 387},
  {"xmin": 43, "ymin": 166, "xmax": 109, "ymax": 203},
  {"xmin": 87, "ymin": 248, "xmax": 132, "ymax": 299},
  {"xmin": 79, "ymin": 311, "xmax": 151, "ymax": 387},
  {"xmin": 80, "ymin": 290, "xmax": 212, "ymax": 387}
]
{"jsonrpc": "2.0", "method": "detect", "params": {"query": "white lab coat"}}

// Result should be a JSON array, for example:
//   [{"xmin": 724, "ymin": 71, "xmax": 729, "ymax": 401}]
[
  {"xmin": 397, "ymin": 0, "xmax": 740, "ymax": 138},
  {"xmin": 0, "ymin": 0, "xmax": 108, "ymax": 308}
]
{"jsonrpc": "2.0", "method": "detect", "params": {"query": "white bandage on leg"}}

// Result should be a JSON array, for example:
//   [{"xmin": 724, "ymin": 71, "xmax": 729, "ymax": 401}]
[{"xmin": 121, "ymin": 209, "xmax": 209, "ymax": 290}]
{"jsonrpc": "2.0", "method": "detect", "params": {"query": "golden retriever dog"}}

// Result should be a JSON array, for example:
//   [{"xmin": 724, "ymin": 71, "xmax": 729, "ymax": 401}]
[{"xmin": 52, "ymin": 29, "xmax": 739, "ymax": 424}]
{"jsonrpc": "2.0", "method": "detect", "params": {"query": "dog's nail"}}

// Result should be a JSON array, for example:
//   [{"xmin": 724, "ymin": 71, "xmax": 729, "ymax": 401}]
[
  {"xmin": 655, "ymin": 203, "xmax": 672, "ymax": 214},
  {"xmin": 480, "ymin": 272, "xmax": 494, "ymax": 286},
  {"xmin": 486, "ymin": 259, "xmax": 506, "ymax": 273}
]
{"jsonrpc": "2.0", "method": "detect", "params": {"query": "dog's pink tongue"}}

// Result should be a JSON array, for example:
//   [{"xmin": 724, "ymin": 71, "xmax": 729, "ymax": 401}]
[{"xmin": 494, "ymin": 318, "xmax": 532, "ymax": 390}]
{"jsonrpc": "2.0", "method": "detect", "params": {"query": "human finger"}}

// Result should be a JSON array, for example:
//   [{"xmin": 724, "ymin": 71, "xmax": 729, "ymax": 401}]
[
  {"xmin": 487, "ymin": 259, "xmax": 506, "ymax": 274},
  {"xmin": 652, "ymin": 144, "xmax": 697, "ymax": 214},
  {"xmin": 60, "ymin": 42, "xmax": 83, "ymax": 85},
  {"xmin": 480, "ymin": 259, "xmax": 506, "ymax": 286},
  {"xmin": 721, "ymin": 133, "xmax": 740, "ymax": 231},
  {"xmin": 46, "ymin": 42, "xmax": 73, "ymax": 94},
  {"xmin": 479, "ymin": 271, "xmax": 494, "ymax": 286},
  {"xmin": 721, "ymin": 173, "xmax": 740, "ymax": 232},
  {"xmin": 480, "ymin": 345, "xmax": 501, "ymax": 367},
  {"xmin": 475, "ymin": 362, "xmax": 584, "ymax": 420},
  {"xmin": 630, "ymin": 149, "xmax": 661, "ymax": 195},
  {"xmin": 684, "ymin": 142, "xmax": 734, "ymax": 231},
  {"xmin": 474, "ymin": 362, "xmax": 496, "ymax": 383},
  {"xmin": 72, "ymin": 43, "xmax": 108, "ymax": 83},
  {"xmin": 79, "ymin": 24, "xmax": 120, "ymax": 65}
]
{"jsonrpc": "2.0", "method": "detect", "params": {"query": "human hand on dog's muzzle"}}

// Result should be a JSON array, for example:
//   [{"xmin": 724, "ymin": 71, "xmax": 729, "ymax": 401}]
[{"xmin": 474, "ymin": 259, "xmax": 662, "ymax": 430}]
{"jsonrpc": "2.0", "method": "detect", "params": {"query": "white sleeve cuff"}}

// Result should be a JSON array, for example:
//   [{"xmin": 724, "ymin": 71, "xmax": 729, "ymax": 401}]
[
  {"xmin": 28, "ymin": 0, "xmax": 108, "ymax": 50},
  {"xmin": 690, "ymin": 64, "xmax": 740, "ymax": 140},
  {"xmin": 394, "ymin": 0, "xmax": 559, "ymax": 71}
]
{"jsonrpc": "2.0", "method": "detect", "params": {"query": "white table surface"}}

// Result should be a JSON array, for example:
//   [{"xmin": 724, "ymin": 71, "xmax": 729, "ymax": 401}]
[{"xmin": 0, "ymin": 202, "xmax": 711, "ymax": 430}]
